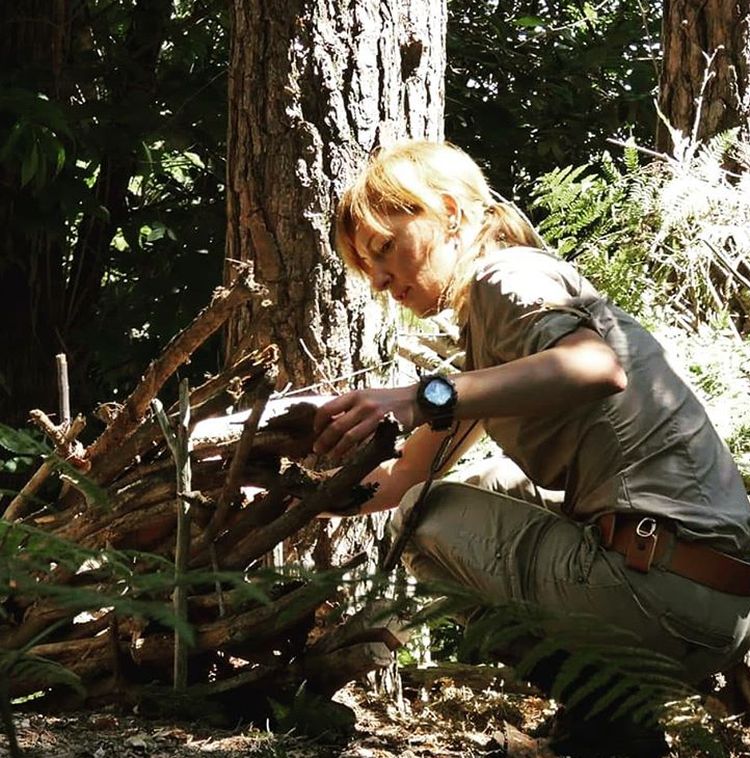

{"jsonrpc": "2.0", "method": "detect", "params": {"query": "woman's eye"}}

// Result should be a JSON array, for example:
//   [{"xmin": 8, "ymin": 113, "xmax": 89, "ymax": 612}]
[{"xmin": 377, "ymin": 239, "xmax": 393, "ymax": 257}]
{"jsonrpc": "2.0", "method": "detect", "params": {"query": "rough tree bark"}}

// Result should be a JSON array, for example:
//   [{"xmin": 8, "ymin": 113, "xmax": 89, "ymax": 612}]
[
  {"xmin": 224, "ymin": 0, "xmax": 446, "ymax": 390},
  {"xmin": 657, "ymin": 0, "xmax": 750, "ymax": 150}
]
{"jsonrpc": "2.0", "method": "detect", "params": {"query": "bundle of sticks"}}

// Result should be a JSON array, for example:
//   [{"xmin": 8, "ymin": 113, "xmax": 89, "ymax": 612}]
[{"xmin": 1, "ymin": 273, "xmax": 408, "ymax": 716}]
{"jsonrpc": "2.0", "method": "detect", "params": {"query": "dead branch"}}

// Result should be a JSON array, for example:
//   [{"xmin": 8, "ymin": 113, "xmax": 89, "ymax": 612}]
[
  {"xmin": 220, "ymin": 416, "xmax": 400, "ymax": 568},
  {"xmin": 4, "ymin": 414, "xmax": 87, "ymax": 522},
  {"xmin": 86, "ymin": 274, "xmax": 268, "ymax": 466}
]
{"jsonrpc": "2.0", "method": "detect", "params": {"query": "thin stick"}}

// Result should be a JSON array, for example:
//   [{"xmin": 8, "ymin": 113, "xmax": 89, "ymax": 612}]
[
  {"xmin": 299, "ymin": 338, "xmax": 337, "ymax": 394},
  {"xmin": 605, "ymin": 138, "xmax": 672, "ymax": 163},
  {"xmin": 0, "ymin": 678, "xmax": 21, "ymax": 758},
  {"xmin": 209, "ymin": 544, "xmax": 226, "ymax": 618},
  {"xmin": 692, "ymin": 48, "xmax": 721, "ymax": 146},
  {"xmin": 56, "ymin": 354, "xmax": 71, "ymax": 426},
  {"xmin": 200, "ymin": 368, "xmax": 277, "ymax": 547},
  {"xmin": 173, "ymin": 379, "xmax": 192, "ymax": 691},
  {"xmin": 150, "ymin": 380, "xmax": 192, "ymax": 691},
  {"xmin": 274, "ymin": 360, "xmax": 396, "ymax": 399}
]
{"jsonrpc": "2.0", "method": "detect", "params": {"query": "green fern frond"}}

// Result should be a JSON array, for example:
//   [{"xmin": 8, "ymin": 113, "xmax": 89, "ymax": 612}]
[
  {"xmin": 1, "ymin": 651, "xmax": 85, "ymax": 699},
  {"xmin": 410, "ymin": 583, "xmax": 691, "ymax": 725}
]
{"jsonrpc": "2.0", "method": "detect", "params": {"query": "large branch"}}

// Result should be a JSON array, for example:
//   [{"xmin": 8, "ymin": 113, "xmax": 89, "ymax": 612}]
[
  {"xmin": 86, "ymin": 274, "xmax": 268, "ymax": 465},
  {"xmin": 220, "ymin": 417, "xmax": 400, "ymax": 568},
  {"xmin": 89, "ymin": 345, "xmax": 278, "ymax": 487}
]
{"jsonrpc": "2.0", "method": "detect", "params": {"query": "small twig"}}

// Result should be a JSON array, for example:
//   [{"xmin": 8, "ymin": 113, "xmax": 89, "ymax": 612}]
[
  {"xmin": 56, "ymin": 353, "xmax": 71, "ymax": 427},
  {"xmin": 273, "ymin": 360, "xmax": 396, "ymax": 399},
  {"xmin": 692, "ymin": 48, "xmax": 721, "ymax": 146},
  {"xmin": 208, "ymin": 544, "xmax": 226, "ymax": 618},
  {"xmin": 173, "ymin": 379, "xmax": 192, "ymax": 691},
  {"xmin": 0, "ymin": 677, "xmax": 21, "ymax": 758},
  {"xmin": 150, "ymin": 381, "xmax": 193, "ymax": 691},
  {"xmin": 634, "ymin": 0, "xmax": 659, "ymax": 79},
  {"xmin": 29, "ymin": 410, "xmax": 67, "ymax": 449},
  {"xmin": 606, "ymin": 138, "xmax": 672, "ymax": 164}
]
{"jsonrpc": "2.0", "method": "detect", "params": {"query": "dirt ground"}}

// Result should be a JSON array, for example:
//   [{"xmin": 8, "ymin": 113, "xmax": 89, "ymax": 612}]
[
  {"xmin": 4, "ymin": 673, "xmax": 750, "ymax": 758},
  {"xmin": 1, "ymin": 678, "xmax": 550, "ymax": 758}
]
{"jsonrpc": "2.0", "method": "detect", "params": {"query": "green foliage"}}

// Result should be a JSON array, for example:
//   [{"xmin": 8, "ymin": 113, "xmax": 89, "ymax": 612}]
[
  {"xmin": 409, "ymin": 582, "xmax": 692, "ymax": 726},
  {"xmin": 531, "ymin": 131, "xmax": 750, "ymax": 328},
  {"xmin": 446, "ymin": 0, "xmax": 660, "ymax": 197},
  {"xmin": 0, "ymin": 89, "xmax": 71, "ymax": 192},
  {"xmin": 655, "ymin": 324, "xmax": 750, "ymax": 487},
  {"xmin": 529, "ymin": 131, "xmax": 750, "ymax": 486},
  {"xmin": 530, "ymin": 147, "xmax": 655, "ymax": 317},
  {"xmin": 0, "ymin": 1, "xmax": 229, "ymax": 420}
]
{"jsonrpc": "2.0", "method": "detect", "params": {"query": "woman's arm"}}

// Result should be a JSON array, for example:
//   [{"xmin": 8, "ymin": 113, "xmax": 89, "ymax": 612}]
[
  {"xmin": 355, "ymin": 419, "xmax": 483, "ymax": 515},
  {"xmin": 313, "ymin": 327, "xmax": 626, "ymax": 459}
]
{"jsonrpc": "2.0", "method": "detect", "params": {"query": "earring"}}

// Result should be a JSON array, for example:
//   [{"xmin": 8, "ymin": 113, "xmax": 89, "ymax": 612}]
[{"xmin": 448, "ymin": 218, "xmax": 459, "ymax": 234}]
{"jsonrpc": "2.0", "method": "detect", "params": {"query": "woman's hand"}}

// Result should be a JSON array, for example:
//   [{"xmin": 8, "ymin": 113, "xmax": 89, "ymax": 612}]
[{"xmin": 313, "ymin": 385, "xmax": 423, "ymax": 459}]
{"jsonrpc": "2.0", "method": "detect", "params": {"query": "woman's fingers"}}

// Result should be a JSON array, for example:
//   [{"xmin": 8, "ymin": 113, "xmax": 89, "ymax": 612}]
[
  {"xmin": 327, "ymin": 417, "xmax": 380, "ymax": 460},
  {"xmin": 313, "ymin": 392, "xmax": 381, "ymax": 457},
  {"xmin": 313, "ymin": 386, "xmax": 419, "ymax": 458},
  {"xmin": 313, "ymin": 393, "xmax": 354, "ymax": 436}
]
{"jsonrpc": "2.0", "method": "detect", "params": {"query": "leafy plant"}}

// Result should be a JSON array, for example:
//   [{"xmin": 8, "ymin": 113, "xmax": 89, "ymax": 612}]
[
  {"xmin": 531, "ymin": 130, "xmax": 750, "ymax": 332},
  {"xmin": 446, "ymin": 0, "xmax": 661, "ymax": 197},
  {"xmin": 407, "ymin": 582, "xmax": 692, "ymax": 727},
  {"xmin": 528, "ymin": 131, "xmax": 750, "ymax": 489}
]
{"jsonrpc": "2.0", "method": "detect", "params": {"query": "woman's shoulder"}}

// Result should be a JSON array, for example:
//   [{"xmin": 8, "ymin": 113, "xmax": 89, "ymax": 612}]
[{"xmin": 471, "ymin": 244, "xmax": 584, "ymax": 290}]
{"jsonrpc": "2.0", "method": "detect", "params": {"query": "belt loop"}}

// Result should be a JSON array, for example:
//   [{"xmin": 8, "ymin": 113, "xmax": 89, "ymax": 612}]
[{"xmin": 625, "ymin": 517, "xmax": 659, "ymax": 573}]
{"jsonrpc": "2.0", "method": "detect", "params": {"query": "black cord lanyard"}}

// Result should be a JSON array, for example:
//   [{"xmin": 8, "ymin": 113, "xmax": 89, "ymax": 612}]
[{"xmin": 382, "ymin": 420, "xmax": 479, "ymax": 572}]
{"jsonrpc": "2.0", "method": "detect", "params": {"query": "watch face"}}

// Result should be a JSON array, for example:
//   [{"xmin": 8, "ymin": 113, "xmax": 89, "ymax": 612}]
[{"xmin": 424, "ymin": 378, "xmax": 454, "ymax": 407}]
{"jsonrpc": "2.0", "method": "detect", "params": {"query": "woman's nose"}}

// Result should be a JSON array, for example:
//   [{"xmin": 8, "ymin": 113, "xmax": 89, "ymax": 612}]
[{"xmin": 370, "ymin": 270, "xmax": 391, "ymax": 292}]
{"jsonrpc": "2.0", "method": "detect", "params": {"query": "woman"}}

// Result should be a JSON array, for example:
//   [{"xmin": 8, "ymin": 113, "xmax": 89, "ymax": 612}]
[{"xmin": 312, "ymin": 141, "xmax": 750, "ymax": 750}]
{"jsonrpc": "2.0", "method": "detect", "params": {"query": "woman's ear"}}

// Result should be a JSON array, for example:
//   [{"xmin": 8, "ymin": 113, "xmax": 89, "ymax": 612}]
[{"xmin": 442, "ymin": 194, "xmax": 462, "ymax": 233}]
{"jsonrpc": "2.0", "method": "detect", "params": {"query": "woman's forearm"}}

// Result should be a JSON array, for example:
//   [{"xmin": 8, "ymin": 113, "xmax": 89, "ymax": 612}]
[{"xmin": 452, "ymin": 328, "xmax": 627, "ymax": 421}]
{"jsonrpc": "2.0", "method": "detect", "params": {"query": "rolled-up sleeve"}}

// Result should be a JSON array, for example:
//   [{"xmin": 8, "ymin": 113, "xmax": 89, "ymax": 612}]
[{"xmin": 470, "ymin": 256, "xmax": 599, "ymax": 363}]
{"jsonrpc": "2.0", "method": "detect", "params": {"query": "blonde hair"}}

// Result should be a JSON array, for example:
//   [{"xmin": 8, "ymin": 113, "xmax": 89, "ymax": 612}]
[{"xmin": 335, "ymin": 140, "xmax": 543, "ymax": 315}]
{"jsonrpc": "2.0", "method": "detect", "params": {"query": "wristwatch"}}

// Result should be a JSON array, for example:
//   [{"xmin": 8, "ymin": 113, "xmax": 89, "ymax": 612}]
[{"xmin": 416, "ymin": 374, "xmax": 458, "ymax": 431}]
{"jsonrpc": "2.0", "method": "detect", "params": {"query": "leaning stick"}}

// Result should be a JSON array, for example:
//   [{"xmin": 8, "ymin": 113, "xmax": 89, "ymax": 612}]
[
  {"xmin": 200, "ymin": 366, "xmax": 277, "ymax": 548},
  {"xmin": 3, "ymin": 415, "xmax": 86, "ymax": 522},
  {"xmin": 86, "ymin": 274, "xmax": 268, "ymax": 465}
]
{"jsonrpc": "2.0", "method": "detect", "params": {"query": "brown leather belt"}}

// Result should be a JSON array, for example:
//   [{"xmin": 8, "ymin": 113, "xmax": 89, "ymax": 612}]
[{"xmin": 596, "ymin": 512, "xmax": 750, "ymax": 596}]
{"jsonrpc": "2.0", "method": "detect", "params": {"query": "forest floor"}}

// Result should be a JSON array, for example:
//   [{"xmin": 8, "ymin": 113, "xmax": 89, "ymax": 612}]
[{"xmin": 3, "ymin": 672, "xmax": 750, "ymax": 758}]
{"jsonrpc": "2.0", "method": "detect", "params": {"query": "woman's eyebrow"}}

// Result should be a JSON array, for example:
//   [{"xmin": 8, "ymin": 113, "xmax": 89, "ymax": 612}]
[{"xmin": 361, "ymin": 230, "xmax": 380, "ymax": 257}]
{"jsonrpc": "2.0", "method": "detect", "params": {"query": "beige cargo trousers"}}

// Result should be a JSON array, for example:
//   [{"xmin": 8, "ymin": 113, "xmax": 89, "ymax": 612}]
[{"xmin": 392, "ymin": 457, "xmax": 750, "ymax": 684}]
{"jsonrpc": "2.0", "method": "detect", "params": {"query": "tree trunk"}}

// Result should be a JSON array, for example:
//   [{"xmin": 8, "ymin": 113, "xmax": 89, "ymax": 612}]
[
  {"xmin": 657, "ymin": 0, "xmax": 750, "ymax": 151},
  {"xmin": 225, "ymin": 0, "xmax": 446, "ymax": 391}
]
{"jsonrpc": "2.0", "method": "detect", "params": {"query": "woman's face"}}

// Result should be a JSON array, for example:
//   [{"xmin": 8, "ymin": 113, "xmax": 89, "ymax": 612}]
[{"xmin": 354, "ymin": 212, "xmax": 456, "ymax": 317}]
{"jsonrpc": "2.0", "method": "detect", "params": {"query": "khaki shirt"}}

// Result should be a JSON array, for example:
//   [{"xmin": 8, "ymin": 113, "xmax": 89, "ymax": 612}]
[{"xmin": 461, "ymin": 247, "xmax": 750, "ymax": 556}]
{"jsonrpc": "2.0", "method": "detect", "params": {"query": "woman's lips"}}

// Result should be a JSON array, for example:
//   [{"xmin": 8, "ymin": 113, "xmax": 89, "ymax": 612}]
[{"xmin": 393, "ymin": 287, "xmax": 410, "ymax": 303}]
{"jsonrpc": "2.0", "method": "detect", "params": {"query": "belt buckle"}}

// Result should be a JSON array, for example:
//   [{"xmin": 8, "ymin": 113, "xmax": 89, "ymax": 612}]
[{"xmin": 625, "ymin": 517, "xmax": 659, "ymax": 573}]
